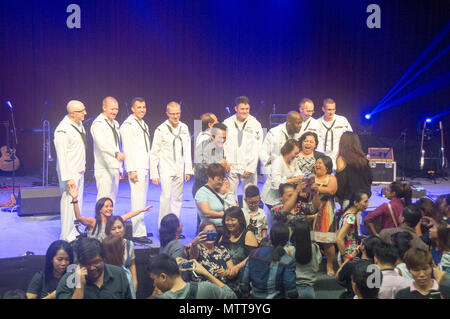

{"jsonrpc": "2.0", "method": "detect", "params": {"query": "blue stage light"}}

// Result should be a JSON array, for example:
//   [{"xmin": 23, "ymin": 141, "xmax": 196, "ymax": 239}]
[
  {"xmin": 365, "ymin": 114, "xmax": 371, "ymax": 120},
  {"xmin": 426, "ymin": 118, "xmax": 432, "ymax": 123}
]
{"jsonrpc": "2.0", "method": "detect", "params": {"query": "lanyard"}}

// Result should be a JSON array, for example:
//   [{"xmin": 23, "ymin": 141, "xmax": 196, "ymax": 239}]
[
  {"xmin": 322, "ymin": 120, "xmax": 336, "ymax": 152},
  {"xmin": 134, "ymin": 119, "xmax": 151, "ymax": 152},
  {"xmin": 70, "ymin": 124, "xmax": 87, "ymax": 149},
  {"xmin": 166, "ymin": 124, "xmax": 184, "ymax": 161},
  {"xmin": 234, "ymin": 120, "xmax": 248, "ymax": 147},
  {"xmin": 104, "ymin": 119, "xmax": 119, "ymax": 148}
]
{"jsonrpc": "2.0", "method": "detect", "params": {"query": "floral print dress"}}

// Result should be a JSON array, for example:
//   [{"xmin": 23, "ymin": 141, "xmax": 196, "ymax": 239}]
[{"xmin": 337, "ymin": 212, "xmax": 358, "ymax": 265}]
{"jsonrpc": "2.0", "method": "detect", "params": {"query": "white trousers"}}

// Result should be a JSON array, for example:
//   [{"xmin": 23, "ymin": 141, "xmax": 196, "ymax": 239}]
[
  {"xmin": 228, "ymin": 170, "xmax": 258, "ymax": 209},
  {"xmin": 58, "ymin": 171, "xmax": 84, "ymax": 242},
  {"xmin": 129, "ymin": 169, "xmax": 149, "ymax": 237},
  {"xmin": 158, "ymin": 175, "xmax": 184, "ymax": 227},
  {"xmin": 95, "ymin": 168, "xmax": 120, "ymax": 204}
]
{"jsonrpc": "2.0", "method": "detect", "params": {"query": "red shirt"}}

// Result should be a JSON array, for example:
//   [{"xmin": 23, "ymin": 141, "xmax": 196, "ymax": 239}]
[{"xmin": 364, "ymin": 198, "xmax": 404, "ymax": 230}]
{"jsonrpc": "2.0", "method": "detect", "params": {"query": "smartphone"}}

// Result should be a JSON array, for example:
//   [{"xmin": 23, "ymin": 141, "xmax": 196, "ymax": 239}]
[
  {"xmin": 422, "ymin": 219, "xmax": 430, "ymax": 226},
  {"xmin": 179, "ymin": 261, "xmax": 195, "ymax": 269},
  {"xmin": 429, "ymin": 291, "xmax": 441, "ymax": 299},
  {"xmin": 203, "ymin": 232, "xmax": 218, "ymax": 242}
]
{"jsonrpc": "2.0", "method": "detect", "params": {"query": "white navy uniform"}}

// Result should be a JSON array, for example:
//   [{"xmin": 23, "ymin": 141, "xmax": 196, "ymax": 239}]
[
  {"xmin": 54, "ymin": 116, "xmax": 86, "ymax": 242},
  {"xmin": 259, "ymin": 122, "xmax": 302, "ymax": 175},
  {"xmin": 261, "ymin": 155, "xmax": 302, "ymax": 207},
  {"xmin": 223, "ymin": 114, "xmax": 263, "ymax": 197},
  {"xmin": 91, "ymin": 113, "xmax": 123, "ymax": 204},
  {"xmin": 120, "ymin": 115, "xmax": 151, "ymax": 238},
  {"xmin": 299, "ymin": 117, "xmax": 321, "ymax": 140},
  {"xmin": 317, "ymin": 114, "xmax": 352, "ymax": 169},
  {"xmin": 150, "ymin": 120, "xmax": 193, "ymax": 226}
]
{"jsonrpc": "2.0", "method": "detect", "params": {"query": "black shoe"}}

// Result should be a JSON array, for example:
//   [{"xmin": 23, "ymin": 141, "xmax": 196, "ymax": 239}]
[
  {"xmin": 178, "ymin": 234, "xmax": 186, "ymax": 240},
  {"xmin": 132, "ymin": 236, "xmax": 153, "ymax": 244},
  {"xmin": 147, "ymin": 232, "xmax": 154, "ymax": 238}
]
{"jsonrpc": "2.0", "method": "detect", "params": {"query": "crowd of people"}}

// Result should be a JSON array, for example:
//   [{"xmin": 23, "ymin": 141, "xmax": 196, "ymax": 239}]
[{"xmin": 2, "ymin": 95, "xmax": 449, "ymax": 299}]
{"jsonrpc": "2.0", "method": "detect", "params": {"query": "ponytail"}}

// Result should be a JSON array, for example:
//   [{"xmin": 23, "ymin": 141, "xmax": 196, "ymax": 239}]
[
  {"xmin": 269, "ymin": 222, "xmax": 290, "ymax": 262},
  {"xmin": 390, "ymin": 182, "xmax": 412, "ymax": 206}
]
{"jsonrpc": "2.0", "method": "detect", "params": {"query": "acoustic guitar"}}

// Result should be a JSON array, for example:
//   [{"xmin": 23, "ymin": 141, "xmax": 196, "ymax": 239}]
[{"xmin": 0, "ymin": 146, "xmax": 20, "ymax": 171}]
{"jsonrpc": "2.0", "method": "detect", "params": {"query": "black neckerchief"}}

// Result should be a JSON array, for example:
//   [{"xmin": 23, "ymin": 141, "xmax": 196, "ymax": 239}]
[
  {"xmin": 322, "ymin": 119, "xmax": 336, "ymax": 152},
  {"xmin": 134, "ymin": 118, "xmax": 151, "ymax": 152},
  {"xmin": 104, "ymin": 119, "xmax": 119, "ymax": 148}
]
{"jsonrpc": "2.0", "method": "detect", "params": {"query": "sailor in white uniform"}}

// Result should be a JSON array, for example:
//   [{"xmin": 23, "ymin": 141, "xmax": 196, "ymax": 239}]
[
  {"xmin": 91, "ymin": 97, "xmax": 125, "ymax": 205},
  {"xmin": 223, "ymin": 96, "xmax": 263, "ymax": 200},
  {"xmin": 150, "ymin": 101, "xmax": 193, "ymax": 227},
  {"xmin": 298, "ymin": 98, "xmax": 321, "ymax": 138},
  {"xmin": 120, "ymin": 97, "xmax": 151, "ymax": 241},
  {"xmin": 259, "ymin": 111, "xmax": 303, "ymax": 175},
  {"xmin": 317, "ymin": 98, "xmax": 352, "ymax": 169},
  {"xmin": 54, "ymin": 100, "xmax": 87, "ymax": 242}
]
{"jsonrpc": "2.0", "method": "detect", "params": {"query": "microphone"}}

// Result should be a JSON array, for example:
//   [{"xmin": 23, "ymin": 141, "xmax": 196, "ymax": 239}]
[{"xmin": 6, "ymin": 101, "xmax": 13, "ymax": 110}]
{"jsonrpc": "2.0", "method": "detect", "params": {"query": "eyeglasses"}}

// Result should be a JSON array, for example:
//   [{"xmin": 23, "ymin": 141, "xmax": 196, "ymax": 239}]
[{"xmin": 73, "ymin": 109, "xmax": 86, "ymax": 113}]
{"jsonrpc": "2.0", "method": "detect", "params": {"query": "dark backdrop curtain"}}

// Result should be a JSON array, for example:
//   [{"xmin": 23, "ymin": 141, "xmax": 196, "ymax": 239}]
[{"xmin": 0, "ymin": 0, "xmax": 449, "ymax": 173}]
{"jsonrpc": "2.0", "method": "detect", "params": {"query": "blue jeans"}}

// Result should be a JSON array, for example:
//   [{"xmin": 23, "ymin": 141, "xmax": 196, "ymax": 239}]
[{"xmin": 297, "ymin": 284, "xmax": 315, "ymax": 299}]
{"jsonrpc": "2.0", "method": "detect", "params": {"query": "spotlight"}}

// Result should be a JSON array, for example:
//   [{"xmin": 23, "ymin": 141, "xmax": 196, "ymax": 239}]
[
  {"xmin": 426, "ymin": 118, "xmax": 432, "ymax": 123},
  {"xmin": 365, "ymin": 114, "xmax": 372, "ymax": 120}
]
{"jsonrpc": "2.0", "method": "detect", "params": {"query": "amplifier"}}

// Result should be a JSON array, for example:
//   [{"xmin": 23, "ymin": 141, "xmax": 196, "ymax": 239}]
[
  {"xmin": 17, "ymin": 186, "xmax": 61, "ymax": 216},
  {"xmin": 370, "ymin": 161, "xmax": 396, "ymax": 184}
]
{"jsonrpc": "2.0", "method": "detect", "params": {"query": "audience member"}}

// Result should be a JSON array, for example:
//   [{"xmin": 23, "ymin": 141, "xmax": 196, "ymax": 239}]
[
  {"xmin": 335, "ymin": 132, "xmax": 373, "ymax": 208},
  {"xmin": 336, "ymin": 236, "xmax": 383, "ymax": 299},
  {"xmin": 364, "ymin": 181, "xmax": 412, "ymax": 236},
  {"xmin": 352, "ymin": 262, "xmax": 382, "ymax": 299},
  {"xmin": 374, "ymin": 242, "xmax": 412, "ymax": 299},
  {"xmin": 310, "ymin": 155, "xmax": 338, "ymax": 276},
  {"xmin": 295, "ymin": 132, "xmax": 324, "ymax": 176},
  {"xmin": 288, "ymin": 219, "xmax": 322, "ymax": 299},
  {"xmin": 239, "ymin": 222, "xmax": 298, "ymax": 299},
  {"xmin": 336, "ymin": 191, "xmax": 370, "ymax": 265},
  {"xmin": 395, "ymin": 248, "xmax": 444, "ymax": 299},
  {"xmin": 415, "ymin": 197, "xmax": 440, "ymax": 244},
  {"xmin": 195, "ymin": 163, "xmax": 227, "ymax": 234},
  {"xmin": 243, "ymin": 185, "xmax": 269, "ymax": 244},
  {"xmin": 271, "ymin": 183, "xmax": 319, "ymax": 231},
  {"xmin": 436, "ymin": 194, "xmax": 450, "ymax": 225},
  {"xmin": 218, "ymin": 177, "xmax": 239, "ymax": 210},
  {"xmin": 261, "ymin": 139, "xmax": 302, "ymax": 210},
  {"xmin": 56, "ymin": 237, "xmax": 132, "ymax": 299},
  {"xmin": 379, "ymin": 205, "xmax": 429, "ymax": 251},
  {"xmin": 219, "ymin": 207, "xmax": 258, "ymax": 294},
  {"xmin": 429, "ymin": 221, "xmax": 450, "ymax": 268},
  {"xmin": 27, "ymin": 240, "xmax": 74, "ymax": 299},
  {"xmin": 105, "ymin": 216, "xmax": 138, "ymax": 294},
  {"xmin": 69, "ymin": 186, "xmax": 151, "ymax": 242},
  {"xmin": 188, "ymin": 221, "xmax": 235, "ymax": 283},
  {"xmin": 148, "ymin": 254, "xmax": 236, "ymax": 299},
  {"xmin": 102, "ymin": 234, "xmax": 136, "ymax": 298},
  {"xmin": 391, "ymin": 231, "xmax": 414, "ymax": 279},
  {"xmin": 159, "ymin": 214, "xmax": 186, "ymax": 259}
]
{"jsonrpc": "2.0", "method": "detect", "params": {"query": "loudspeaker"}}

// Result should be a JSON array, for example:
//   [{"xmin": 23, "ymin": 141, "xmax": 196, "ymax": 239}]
[
  {"xmin": 370, "ymin": 161, "xmax": 397, "ymax": 184},
  {"xmin": 17, "ymin": 186, "xmax": 60, "ymax": 216}
]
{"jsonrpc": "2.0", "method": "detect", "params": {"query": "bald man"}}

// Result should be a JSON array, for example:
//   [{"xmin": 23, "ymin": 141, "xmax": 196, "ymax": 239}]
[
  {"xmin": 298, "ymin": 98, "xmax": 321, "ymax": 137},
  {"xmin": 260, "ymin": 111, "xmax": 303, "ymax": 174},
  {"xmin": 150, "ymin": 102, "xmax": 193, "ymax": 228},
  {"xmin": 91, "ymin": 97, "xmax": 125, "ymax": 204},
  {"xmin": 54, "ymin": 100, "xmax": 87, "ymax": 242}
]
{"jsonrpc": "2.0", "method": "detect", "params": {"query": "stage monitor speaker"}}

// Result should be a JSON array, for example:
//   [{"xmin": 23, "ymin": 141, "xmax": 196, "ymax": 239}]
[{"xmin": 17, "ymin": 186, "xmax": 61, "ymax": 216}]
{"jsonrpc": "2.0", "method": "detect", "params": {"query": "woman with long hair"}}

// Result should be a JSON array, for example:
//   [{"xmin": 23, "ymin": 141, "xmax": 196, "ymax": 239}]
[
  {"xmin": 188, "ymin": 221, "xmax": 235, "ymax": 283},
  {"xmin": 261, "ymin": 139, "xmax": 302, "ymax": 210},
  {"xmin": 415, "ymin": 197, "xmax": 440, "ymax": 243},
  {"xmin": 335, "ymin": 131, "xmax": 373, "ymax": 208},
  {"xmin": 102, "ymin": 234, "xmax": 136, "ymax": 298},
  {"xmin": 364, "ymin": 181, "xmax": 412, "ymax": 236},
  {"xmin": 159, "ymin": 213, "xmax": 186, "ymax": 259},
  {"xmin": 68, "ymin": 186, "xmax": 152, "ymax": 242},
  {"xmin": 219, "ymin": 206, "xmax": 258, "ymax": 294},
  {"xmin": 310, "ymin": 155, "xmax": 338, "ymax": 276},
  {"xmin": 26, "ymin": 240, "xmax": 74, "ymax": 299},
  {"xmin": 105, "ymin": 216, "xmax": 138, "ymax": 295},
  {"xmin": 239, "ymin": 222, "xmax": 298, "ymax": 299},
  {"xmin": 288, "ymin": 219, "xmax": 322, "ymax": 299},
  {"xmin": 336, "ymin": 191, "xmax": 370, "ymax": 265},
  {"xmin": 392, "ymin": 231, "xmax": 414, "ymax": 279},
  {"xmin": 429, "ymin": 221, "xmax": 450, "ymax": 268}
]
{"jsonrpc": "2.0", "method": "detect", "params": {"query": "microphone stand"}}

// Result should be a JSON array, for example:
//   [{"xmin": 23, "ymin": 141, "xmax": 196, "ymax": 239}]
[
  {"xmin": 388, "ymin": 129, "xmax": 407, "ymax": 182},
  {"xmin": 7, "ymin": 102, "xmax": 19, "ymax": 198}
]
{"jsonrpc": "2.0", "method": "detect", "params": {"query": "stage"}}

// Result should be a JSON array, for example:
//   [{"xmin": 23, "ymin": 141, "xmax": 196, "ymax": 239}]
[{"xmin": 0, "ymin": 171, "xmax": 449, "ymax": 259}]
